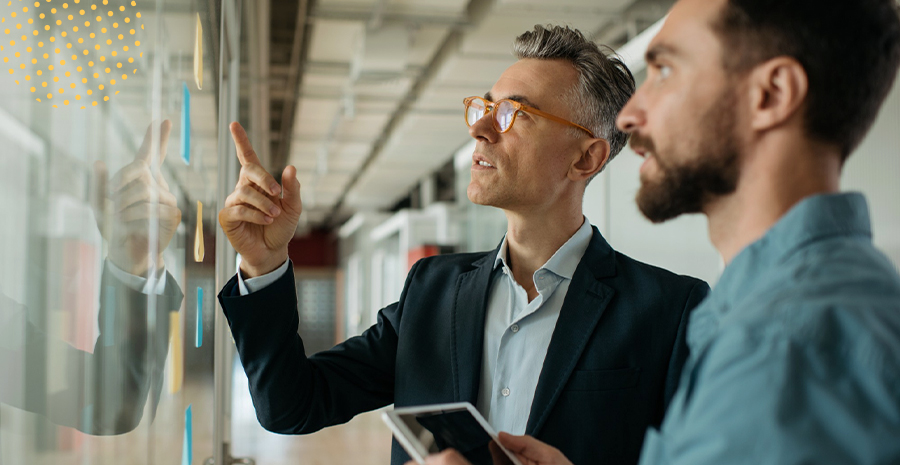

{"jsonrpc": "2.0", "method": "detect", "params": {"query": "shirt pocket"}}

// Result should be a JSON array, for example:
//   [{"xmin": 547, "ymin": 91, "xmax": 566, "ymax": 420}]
[{"xmin": 563, "ymin": 367, "xmax": 641, "ymax": 391}]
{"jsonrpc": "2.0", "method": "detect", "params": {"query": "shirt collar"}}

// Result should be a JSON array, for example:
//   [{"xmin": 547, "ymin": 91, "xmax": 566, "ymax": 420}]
[
  {"xmin": 686, "ymin": 192, "xmax": 873, "ymax": 352},
  {"xmin": 493, "ymin": 217, "xmax": 593, "ymax": 280},
  {"xmin": 716, "ymin": 192, "xmax": 872, "ymax": 303}
]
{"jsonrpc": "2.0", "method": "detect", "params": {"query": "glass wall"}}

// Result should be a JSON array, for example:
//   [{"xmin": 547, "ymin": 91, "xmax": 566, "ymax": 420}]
[{"xmin": 0, "ymin": 0, "xmax": 230, "ymax": 463}]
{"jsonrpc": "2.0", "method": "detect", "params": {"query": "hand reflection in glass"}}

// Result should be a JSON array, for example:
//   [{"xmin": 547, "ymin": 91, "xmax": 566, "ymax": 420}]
[
  {"xmin": 92, "ymin": 119, "xmax": 182, "ymax": 277},
  {"xmin": 0, "ymin": 120, "xmax": 184, "ymax": 436}
]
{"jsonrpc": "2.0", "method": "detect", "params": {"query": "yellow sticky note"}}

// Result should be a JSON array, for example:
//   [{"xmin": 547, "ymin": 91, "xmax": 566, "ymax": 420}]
[
  {"xmin": 194, "ymin": 201, "xmax": 205, "ymax": 262},
  {"xmin": 194, "ymin": 14, "xmax": 203, "ymax": 90},
  {"xmin": 167, "ymin": 312, "xmax": 183, "ymax": 394}
]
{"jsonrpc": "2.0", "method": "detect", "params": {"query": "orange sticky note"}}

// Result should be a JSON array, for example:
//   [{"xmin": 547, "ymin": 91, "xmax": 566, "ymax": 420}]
[
  {"xmin": 194, "ymin": 14, "xmax": 203, "ymax": 90},
  {"xmin": 194, "ymin": 201, "xmax": 204, "ymax": 262},
  {"xmin": 167, "ymin": 312, "xmax": 183, "ymax": 394}
]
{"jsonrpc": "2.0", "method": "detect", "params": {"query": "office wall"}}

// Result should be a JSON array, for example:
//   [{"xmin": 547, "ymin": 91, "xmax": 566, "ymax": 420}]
[{"xmin": 842, "ymin": 72, "xmax": 900, "ymax": 269}]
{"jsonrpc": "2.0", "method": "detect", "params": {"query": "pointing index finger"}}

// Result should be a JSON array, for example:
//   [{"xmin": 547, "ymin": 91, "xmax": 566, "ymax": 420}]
[
  {"xmin": 135, "ymin": 120, "xmax": 173, "ymax": 166},
  {"xmin": 135, "ymin": 122, "xmax": 155, "ymax": 164},
  {"xmin": 230, "ymin": 122, "xmax": 261, "ymax": 166}
]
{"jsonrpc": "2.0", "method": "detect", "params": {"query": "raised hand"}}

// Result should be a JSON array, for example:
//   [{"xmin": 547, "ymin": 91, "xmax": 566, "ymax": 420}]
[
  {"xmin": 92, "ymin": 120, "xmax": 181, "ymax": 276},
  {"xmin": 218, "ymin": 122, "xmax": 302, "ymax": 277}
]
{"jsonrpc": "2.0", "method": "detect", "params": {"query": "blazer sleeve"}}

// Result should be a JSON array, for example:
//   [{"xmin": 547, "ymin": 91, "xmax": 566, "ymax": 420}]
[
  {"xmin": 6, "ymin": 262, "xmax": 184, "ymax": 436},
  {"xmin": 218, "ymin": 260, "xmax": 422, "ymax": 434},
  {"xmin": 79, "ymin": 264, "xmax": 183, "ymax": 434},
  {"xmin": 662, "ymin": 280, "xmax": 710, "ymax": 414}
]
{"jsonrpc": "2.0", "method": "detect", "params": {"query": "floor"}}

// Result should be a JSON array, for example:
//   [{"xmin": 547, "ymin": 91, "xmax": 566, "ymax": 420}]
[
  {"xmin": 0, "ymin": 360, "xmax": 392, "ymax": 465},
  {"xmin": 229, "ymin": 359, "xmax": 393, "ymax": 465}
]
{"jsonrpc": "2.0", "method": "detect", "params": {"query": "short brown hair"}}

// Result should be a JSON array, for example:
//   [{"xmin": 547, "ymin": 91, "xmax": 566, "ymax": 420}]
[{"xmin": 713, "ymin": 0, "xmax": 900, "ymax": 160}]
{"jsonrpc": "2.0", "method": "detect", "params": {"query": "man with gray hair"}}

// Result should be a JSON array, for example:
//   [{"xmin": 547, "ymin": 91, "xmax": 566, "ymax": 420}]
[{"xmin": 217, "ymin": 25, "xmax": 709, "ymax": 465}]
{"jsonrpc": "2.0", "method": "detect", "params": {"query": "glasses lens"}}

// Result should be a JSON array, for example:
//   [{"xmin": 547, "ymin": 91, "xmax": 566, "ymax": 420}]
[
  {"xmin": 496, "ymin": 100, "xmax": 515, "ymax": 132},
  {"xmin": 466, "ymin": 99, "xmax": 486, "ymax": 127}
]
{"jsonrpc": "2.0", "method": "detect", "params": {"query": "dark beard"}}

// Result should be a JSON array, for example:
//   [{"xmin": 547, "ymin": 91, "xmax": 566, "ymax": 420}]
[{"xmin": 634, "ymin": 96, "xmax": 741, "ymax": 223}]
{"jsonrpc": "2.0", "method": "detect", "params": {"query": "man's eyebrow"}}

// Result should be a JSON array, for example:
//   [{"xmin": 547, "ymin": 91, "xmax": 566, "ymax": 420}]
[
  {"xmin": 482, "ymin": 92, "xmax": 542, "ymax": 110},
  {"xmin": 505, "ymin": 95, "xmax": 541, "ymax": 110},
  {"xmin": 645, "ymin": 44, "xmax": 679, "ymax": 63}
]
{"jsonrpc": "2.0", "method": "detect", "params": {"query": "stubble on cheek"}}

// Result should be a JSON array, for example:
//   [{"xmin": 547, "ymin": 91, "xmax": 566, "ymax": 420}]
[{"xmin": 634, "ymin": 91, "xmax": 742, "ymax": 223}]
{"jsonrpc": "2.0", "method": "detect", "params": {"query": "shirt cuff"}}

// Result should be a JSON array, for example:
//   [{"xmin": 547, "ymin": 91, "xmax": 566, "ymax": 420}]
[
  {"xmin": 237, "ymin": 259, "xmax": 290, "ymax": 296},
  {"xmin": 106, "ymin": 260, "xmax": 168, "ymax": 295}
]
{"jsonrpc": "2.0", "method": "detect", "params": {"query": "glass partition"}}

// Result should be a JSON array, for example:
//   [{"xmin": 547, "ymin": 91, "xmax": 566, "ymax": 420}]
[{"xmin": 0, "ymin": 0, "xmax": 227, "ymax": 463}]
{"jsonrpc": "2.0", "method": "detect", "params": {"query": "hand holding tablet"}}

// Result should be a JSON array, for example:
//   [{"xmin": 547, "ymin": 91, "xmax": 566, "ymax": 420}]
[{"xmin": 382, "ymin": 402, "xmax": 522, "ymax": 465}]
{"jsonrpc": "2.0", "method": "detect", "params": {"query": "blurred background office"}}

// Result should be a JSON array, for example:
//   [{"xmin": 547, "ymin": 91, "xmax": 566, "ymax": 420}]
[{"xmin": 0, "ymin": 0, "xmax": 896, "ymax": 464}]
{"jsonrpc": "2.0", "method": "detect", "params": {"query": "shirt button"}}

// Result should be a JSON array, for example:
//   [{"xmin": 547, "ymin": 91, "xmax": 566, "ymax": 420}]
[
  {"xmin": 510, "ymin": 324, "xmax": 519, "ymax": 333},
  {"xmin": 501, "ymin": 388, "xmax": 510, "ymax": 397},
  {"xmin": 502, "ymin": 268, "xmax": 509, "ymax": 275}
]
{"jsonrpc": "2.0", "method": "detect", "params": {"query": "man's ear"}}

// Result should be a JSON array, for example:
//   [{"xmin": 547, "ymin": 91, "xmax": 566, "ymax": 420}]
[
  {"xmin": 748, "ymin": 56, "xmax": 809, "ymax": 132},
  {"xmin": 570, "ymin": 138, "xmax": 611, "ymax": 182}
]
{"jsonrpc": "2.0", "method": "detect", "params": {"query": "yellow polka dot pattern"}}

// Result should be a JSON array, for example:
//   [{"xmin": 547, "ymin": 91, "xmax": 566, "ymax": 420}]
[{"xmin": 1, "ymin": 0, "xmax": 142, "ymax": 108}]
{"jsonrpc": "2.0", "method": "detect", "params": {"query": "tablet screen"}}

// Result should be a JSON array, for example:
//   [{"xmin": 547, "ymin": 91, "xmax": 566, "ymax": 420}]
[{"xmin": 394, "ymin": 406, "xmax": 515, "ymax": 465}]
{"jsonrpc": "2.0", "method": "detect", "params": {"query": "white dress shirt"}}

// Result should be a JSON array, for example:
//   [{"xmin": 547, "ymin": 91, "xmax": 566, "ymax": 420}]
[
  {"xmin": 237, "ymin": 258, "xmax": 290, "ymax": 295},
  {"xmin": 475, "ymin": 218, "xmax": 593, "ymax": 434},
  {"xmin": 107, "ymin": 260, "xmax": 168, "ymax": 295}
]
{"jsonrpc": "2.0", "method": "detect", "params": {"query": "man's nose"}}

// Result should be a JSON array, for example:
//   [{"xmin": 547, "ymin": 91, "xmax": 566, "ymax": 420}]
[
  {"xmin": 616, "ymin": 94, "xmax": 645, "ymax": 134},
  {"xmin": 468, "ymin": 110, "xmax": 499, "ymax": 144}
]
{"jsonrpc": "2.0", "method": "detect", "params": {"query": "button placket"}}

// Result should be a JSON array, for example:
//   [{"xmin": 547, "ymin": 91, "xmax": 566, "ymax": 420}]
[{"xmin": 494, "ymin": 323, "xmax": 513, "ymax": 407}]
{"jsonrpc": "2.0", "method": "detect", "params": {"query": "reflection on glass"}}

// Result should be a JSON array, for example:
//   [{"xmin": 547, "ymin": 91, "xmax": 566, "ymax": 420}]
[
  {"xmin": 95, "ymin": 120, "xmax": 181, "ymax": 278},
  {"xmin": 0, "ymin": 120, "xmax": 184, "ymax": 436},
  {"xmin": 0, "ymin": 1, "xmax": 222, "ymax": 463}
]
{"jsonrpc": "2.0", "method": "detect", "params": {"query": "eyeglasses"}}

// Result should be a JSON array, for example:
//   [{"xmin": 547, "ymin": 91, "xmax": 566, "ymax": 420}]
[{"xmin": 463, "ymin": 96, "xmax": 595, "ymax": 138}]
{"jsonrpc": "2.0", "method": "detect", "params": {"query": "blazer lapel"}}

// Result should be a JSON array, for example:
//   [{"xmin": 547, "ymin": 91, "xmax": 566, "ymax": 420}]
[
  {"xmin": 451, "ymin": 250, "xmax": 497, "ymax": 404},
  {"xmin": 525, "ymin": 227, "xmax": 617, "ymax": 436}
]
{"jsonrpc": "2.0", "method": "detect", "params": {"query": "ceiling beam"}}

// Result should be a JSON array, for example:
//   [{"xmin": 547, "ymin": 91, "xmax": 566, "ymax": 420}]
[
  {"xmin": 246, "ymin": 0, "xmax": 272, "ymax": 167},
  {"xmin": 323, "ymin": 0, "xmax": 497, "ymax": 227},
  {"xmin": 311, "ymin": 4, "xmax": 469, "ymax": 27},
  {"xmin": 271, "ymin": 0, "xmax": 314, "ymax": 182}
]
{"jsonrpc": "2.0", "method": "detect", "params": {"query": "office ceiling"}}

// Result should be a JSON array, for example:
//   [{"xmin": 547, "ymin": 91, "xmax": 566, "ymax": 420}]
[
  {"xmin": 263, "ymin": 0, "xmax": 673, "ymax": 230},
  {"xmin": 80, "ymin": 0, "xmax": 670, "ymax": 233}
]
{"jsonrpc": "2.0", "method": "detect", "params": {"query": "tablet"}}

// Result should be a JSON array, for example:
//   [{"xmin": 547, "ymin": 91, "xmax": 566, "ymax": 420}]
[{"xmin": 381, "ymin": 402, "xmax": 522, "ymax": 465}]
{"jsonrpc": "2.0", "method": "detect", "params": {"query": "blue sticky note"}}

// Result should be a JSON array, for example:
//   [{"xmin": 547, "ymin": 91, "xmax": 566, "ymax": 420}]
[
  {"xmin": 195, "ymin": 287, "xmax": 203, "ymax": 348},
  {"xmin": 181, "ymin": 82, "xmax": 191, "ymax": 165},
  {"xmin": 182, "ymin": 404, "xmax": 193, "ymax": 465}
]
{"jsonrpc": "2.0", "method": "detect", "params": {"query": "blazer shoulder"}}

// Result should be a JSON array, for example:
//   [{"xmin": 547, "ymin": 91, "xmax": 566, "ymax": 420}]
[{"xmin": 410, "ymin": 250, "xmax": 494, "ymax": 274}]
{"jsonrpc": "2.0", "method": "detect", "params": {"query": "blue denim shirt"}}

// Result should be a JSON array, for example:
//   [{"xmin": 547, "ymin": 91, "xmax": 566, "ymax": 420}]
[{"xmin": 639, "ymin": 193, "xmax": 900, "ymax": 465}]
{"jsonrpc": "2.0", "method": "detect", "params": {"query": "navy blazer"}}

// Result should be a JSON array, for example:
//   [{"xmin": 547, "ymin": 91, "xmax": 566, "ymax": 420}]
[{"xmin": 219, "ymin": 227, "xmax": 709, "ymax": 465}]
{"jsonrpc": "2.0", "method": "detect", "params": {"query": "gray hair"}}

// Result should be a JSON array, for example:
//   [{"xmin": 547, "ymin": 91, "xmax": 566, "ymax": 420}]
[{"xmin": 513, "ymin": 25, "xmax": 635, "ymax": 176}]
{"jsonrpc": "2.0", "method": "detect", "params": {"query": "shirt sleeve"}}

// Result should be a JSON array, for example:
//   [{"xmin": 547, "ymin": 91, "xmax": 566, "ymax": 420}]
[
  {"xmin": 106, "ymin": 260, "xmax": 167, "ymax": 295},
  {"xmin": 237, "ymin": 259, "xmax": 290, "ymax": 295},
  {"xmin": 639, "ymin": 323, "xmax": 900, "ymax": 465}
]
